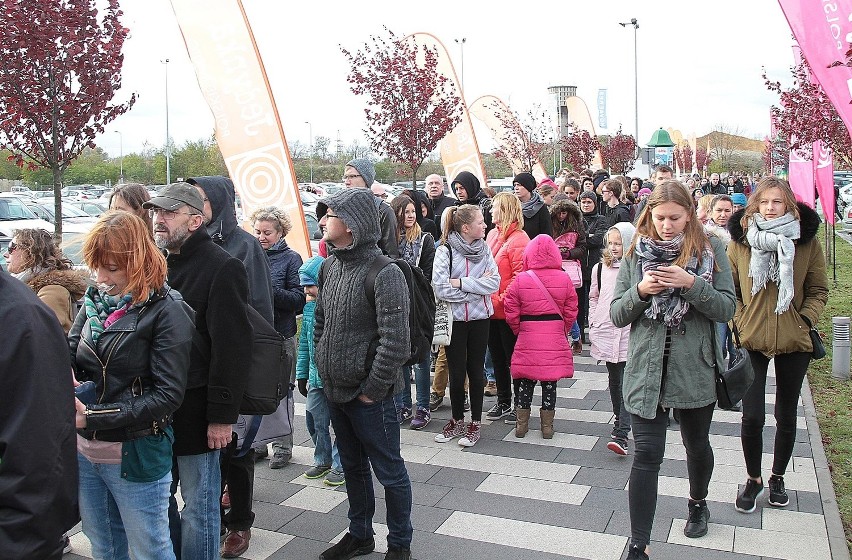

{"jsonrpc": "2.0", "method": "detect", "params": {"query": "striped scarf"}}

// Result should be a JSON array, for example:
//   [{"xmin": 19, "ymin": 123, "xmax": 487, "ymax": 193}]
[
  {"xmin": 84, "ymin": 287, "xmax": 133, "ymax": 343},
  {"xmin": 635, "ymin": 233, "xmax": 715, "ymax": 327}
]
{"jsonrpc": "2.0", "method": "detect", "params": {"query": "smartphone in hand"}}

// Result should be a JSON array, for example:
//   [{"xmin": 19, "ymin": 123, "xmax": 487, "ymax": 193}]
[{"xmin": 75, "ymin": 381, "xmax": 97, "ymax": 406}]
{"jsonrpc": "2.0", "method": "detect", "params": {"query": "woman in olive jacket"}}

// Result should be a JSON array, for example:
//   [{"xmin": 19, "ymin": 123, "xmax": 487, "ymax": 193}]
[
  {"xmin": 70, "ymin": 211, "xmax": 194, "ymax": 560},
  {"xmin": 727, "ymin": 177, "xmax": 828, "ymax": 514},
  {"xmin": 610, "ymin": 182, "xmax": 735, "ymax": 560}
]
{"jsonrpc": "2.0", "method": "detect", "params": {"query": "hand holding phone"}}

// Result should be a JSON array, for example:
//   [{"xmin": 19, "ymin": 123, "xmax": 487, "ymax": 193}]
[{"xmin": 75, "ymin": 380, "xmax": 97, "ymax": 406}]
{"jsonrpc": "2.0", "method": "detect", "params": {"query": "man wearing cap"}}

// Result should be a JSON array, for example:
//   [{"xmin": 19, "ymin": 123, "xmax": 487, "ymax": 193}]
[
  {"xmin": 144, "ymin": 183, "xmax": 252, "ymax": 560},
  {"xmin": 341, "ymin": 158, "xmax": 399, "ymax": 257},
  {"xmin": 314, "ymin": 188, "xmax": 413, "ymax": 560},
  {"xmin": 185, "ymin": 176, "xmax": 276, "ymax": 558},
  {"xmin": 513, "ymin": 172, "xmax": 552, "ymax": 238}
]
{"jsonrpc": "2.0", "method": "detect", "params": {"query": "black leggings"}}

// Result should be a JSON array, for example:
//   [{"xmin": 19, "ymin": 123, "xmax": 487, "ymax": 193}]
[
  {"xmin": 629, "ymin": 403, "xmax": 715, "ymax": 549},
  {"xmin": 741, "ymin": 351, "xmax": 810, "ymax": 478},
  {"xmin": 515, "ymin": 379, "xmax": 557, "ymax": 410},
  {"xmin": 445, "ymin": 319, "xmax": 490, "ymax": 422},
  {"xmin": 488, "ymin": 318, "xmax": 519, "ymax": 406}
]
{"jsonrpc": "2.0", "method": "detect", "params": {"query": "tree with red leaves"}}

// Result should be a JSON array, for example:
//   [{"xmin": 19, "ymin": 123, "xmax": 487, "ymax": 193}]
[
  {"xmin": 341, "ymin": 28, "xmax": 462, "ymax": 188},
  {"xmin": 673, "ymin": 142, "xmax": 694, "ymax": 175},
  {"xmin": 695, "ymin": 147, "xmax": 712, "ymax": 175},
  {"xmin": 598, "ymin": 130, "xmax": 637, "ymax": 174},
  {"xmin": 0, "ymin": 0, "xmax": 136, "ymax": 238},
  {"xmin": 560, "ymin": 124, "xmax": 600, "ymax": 172},
  {"xmin": 764, "ymin": 59, "xmax": 852, "ymax": 168},
  {"xmin": 490, "ymin": 102, "xmax": 554, "ymax": 173}
]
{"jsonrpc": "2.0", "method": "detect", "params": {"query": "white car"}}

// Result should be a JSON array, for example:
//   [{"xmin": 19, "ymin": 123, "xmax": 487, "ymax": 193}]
[{"xmin": 0, "ymin": 196, "xmax": 54, "ymax": 237}]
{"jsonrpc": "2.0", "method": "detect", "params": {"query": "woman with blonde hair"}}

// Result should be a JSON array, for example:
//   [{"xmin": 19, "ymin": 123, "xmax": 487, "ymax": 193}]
[
  {"xmin": 4, "ymin": 227, "xmax": 87, "ymax": 333},
  {"xmin": 432, "ymin": 205, "xmax": 500, "ymax": 447},
  {"xmin": 484, "ymin": 192, "xmax": 530, "ymax": 423},
  {"xmin": 70, "ymin": 210, "xmax": 194, "ymax": 560},
  {"xmin": 728, "ymin": 177, "xmax": 828, "ymax": 514},
  {"xmin": 611, "ymin": 181, "xmax": 735, "ymax": 559},
  {"xmin": 696, "ymin": 194, "xmax": 715, "ymax": 225},
  {"xmin": 109, "ymin": 183, "xmax": 153, "ymax": 233}
]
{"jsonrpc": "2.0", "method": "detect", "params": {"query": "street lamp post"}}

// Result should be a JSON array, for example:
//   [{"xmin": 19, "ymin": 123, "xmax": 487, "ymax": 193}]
[
  {"xmin": 161, "ymin": 58, "xmax": 171, "ymax": 184},
  {"xmin": 305, "ymin": 121, "xmax": 313, "ymax": 183},
  {"xmin": 619, "ymin": 18, "xmax": 639, "ymax": 155},
  {"xmin": 454, "ymin": 38, "xmax": 466, "ymax": 93},
  {"xmin": 114, "ymin": 130, "xmax": 123, "ymax": 184}
]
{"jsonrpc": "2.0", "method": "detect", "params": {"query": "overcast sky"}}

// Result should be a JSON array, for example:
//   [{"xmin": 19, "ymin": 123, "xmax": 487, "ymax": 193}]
[{"xmin": 95, "ymin": 0, "xmax": 796, "ymax": 159}]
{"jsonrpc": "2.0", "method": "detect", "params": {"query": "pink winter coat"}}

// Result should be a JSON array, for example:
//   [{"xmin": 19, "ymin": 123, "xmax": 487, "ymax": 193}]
[
  {"xmin": 504, "ymin": 234, "xmax": 578, "ymax": 381},
  {"xmin": 588, "ymin": 261, "xmax": 630, "ymax": 364}
]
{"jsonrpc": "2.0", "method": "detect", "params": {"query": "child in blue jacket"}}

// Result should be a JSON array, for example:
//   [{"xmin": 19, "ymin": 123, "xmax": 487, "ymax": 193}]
[{"xmin": 296, "ymin": 256, "xmax": 344, "ymax": 486}]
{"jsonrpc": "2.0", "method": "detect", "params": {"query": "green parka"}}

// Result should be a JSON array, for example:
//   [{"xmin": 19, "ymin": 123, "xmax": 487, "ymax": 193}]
[
  {"xmin": 611, "ymin": 235, "xmax": 736, "ymax": 419},
  {"xmin": 726, "ymin": 203, "xmax": 828, "ymax": 357}
]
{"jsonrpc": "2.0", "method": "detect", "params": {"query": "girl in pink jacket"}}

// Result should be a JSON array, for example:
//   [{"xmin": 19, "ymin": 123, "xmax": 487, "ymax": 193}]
[
  {"xmin": 504, "ymin": 234, "xmax": 578, "ymax": 439},
  {"xmin": 589, "ymin": 222, "xmax": 636, "ymax": 455}
]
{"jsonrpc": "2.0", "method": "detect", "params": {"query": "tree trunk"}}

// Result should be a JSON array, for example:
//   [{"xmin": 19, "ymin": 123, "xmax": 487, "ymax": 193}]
[{"xmin": 52, "ymin": 165, "xmax": 63, "ymax": 241}]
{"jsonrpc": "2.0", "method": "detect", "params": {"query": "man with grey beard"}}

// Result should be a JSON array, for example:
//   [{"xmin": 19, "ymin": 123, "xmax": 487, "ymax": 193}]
[{"xmin": 143, "ymin": 182, "xmax": 252, "ymax": 560}]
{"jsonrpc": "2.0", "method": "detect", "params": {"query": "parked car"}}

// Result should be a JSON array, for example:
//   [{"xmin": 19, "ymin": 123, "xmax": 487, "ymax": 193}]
[
  {"xmin": 24, "ymin": 201, "xmax": 97, "ymax": 233},
  {"xmin": 32, "ymin": 190, "xmax": 55, "ymax": 200},
  {"xmin": 68, "ymin": 201, "xmax": 107, "ymax": 217},
  {"xmin": 0, "ymin": 196, "xmax": 54, "ymax": 237}
]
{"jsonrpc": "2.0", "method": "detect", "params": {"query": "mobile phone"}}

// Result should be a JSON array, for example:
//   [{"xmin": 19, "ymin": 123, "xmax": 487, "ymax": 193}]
[{"xmin": 75, "ymin": 381, "xmax": 97, "ymax": 406}]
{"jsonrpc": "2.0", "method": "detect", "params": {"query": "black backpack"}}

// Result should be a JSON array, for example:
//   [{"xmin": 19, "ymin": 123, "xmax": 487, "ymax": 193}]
[{"xmin": 321, "ymin": 254, "xmax": 436, "ymax": 367}]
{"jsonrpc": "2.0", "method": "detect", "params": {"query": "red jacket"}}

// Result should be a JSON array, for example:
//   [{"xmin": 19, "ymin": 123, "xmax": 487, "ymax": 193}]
[
  {"xmin": 486, "ymin": 222, "xmax": 530, "ymax": 320},
  {"xmin": 504, "ymin": 235, "xmax": 578, "ymax": 381}
]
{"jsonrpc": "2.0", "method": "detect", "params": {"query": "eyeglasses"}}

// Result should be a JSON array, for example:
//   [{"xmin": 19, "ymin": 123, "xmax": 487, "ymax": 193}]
[
  {"xmin": 324, "ymin": 213, "xmax": 340, "ymax": 220},
  {"xmin": 374, "ymin": 193, "xmax": 387, "ymax": 199},
  {"xmin": 7, "ymin": 241, "xmax": 17, "ymax": 253},
  {"xmin": 148, "ymin": 208, "xmax": 196, "ymax": 221},
  {"xmin": 342, "ymin": 174, "xmax": 362, "ymax": 181},
  {"xmin": 602, "ymin": 190, "xmax": 611, "ymax": 193}
]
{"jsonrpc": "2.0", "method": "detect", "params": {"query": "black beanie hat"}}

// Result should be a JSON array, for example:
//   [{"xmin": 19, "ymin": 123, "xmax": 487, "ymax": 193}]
[
  {"xmin": 513, "ymin": 172, "xmax": 537, "ymax": 193},
  {"xmin": 579, "ymin": 190, "xmax": 597, "ymax": 202}
]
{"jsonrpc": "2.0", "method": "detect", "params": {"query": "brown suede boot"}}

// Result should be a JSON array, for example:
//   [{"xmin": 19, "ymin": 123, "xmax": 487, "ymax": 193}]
[
  {"xmin": 515, "ymin": 409, "xmax": 531, "ymax": 438},
  {"xmin": 540, "ymin": 409, "xmax": 555, "ymax": 439}
]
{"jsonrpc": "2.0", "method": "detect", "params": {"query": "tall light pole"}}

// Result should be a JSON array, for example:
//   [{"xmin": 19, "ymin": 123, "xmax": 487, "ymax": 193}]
[
  {"xmin": 114, "ymin": 130, "xmax": 123, "ymax": 184},
  {"xmin": 304, "ymin": 121, "xmax": 313, "ymax": 183},
  {"xmin": 161, "ymin": 58, "xmax": 171, "ymax": 184},
  {"xmin": 619, "ymin": 18, "xmax": 639, "ymax": 155},
  {"xmin": 454, "ymin": 38, "xmax": 466, "ymax": 93}
]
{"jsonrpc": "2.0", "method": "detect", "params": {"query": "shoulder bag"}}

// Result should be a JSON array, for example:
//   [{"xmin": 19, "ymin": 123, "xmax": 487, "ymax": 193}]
[
  {"xmin": 526, "ymin": 270, "xmax": 569, "ymax": 340},
  {"xmin": 713, "ymin": 321, "xmax": 755, "ymax": 410},
  {"xmin": 431, "ymin": 246, "xmax": 454, "ymax": 348}
]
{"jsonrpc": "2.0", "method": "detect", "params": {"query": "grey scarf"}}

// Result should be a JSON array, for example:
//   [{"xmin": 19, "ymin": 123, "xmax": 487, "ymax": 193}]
[
  {"xmin": 635, "ymin": 233, "xmax": 715, "ymax": 327},
  {"xmin": 746, "ymin": 212, "xmax": 799, "ymax": 314},
  {"xmin": 521, "ymin": 192, "xmax": 545, "ymax": 218},
  {"xmin": 447, "ymin": 231, "xmax": 488, "ymax": 263}
]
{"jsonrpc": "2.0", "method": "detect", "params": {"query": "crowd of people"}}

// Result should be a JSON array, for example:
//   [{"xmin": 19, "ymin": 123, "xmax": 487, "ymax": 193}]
[{"xmin": 1, "ymin": 158, "xmax": 827, "ymax": 560}]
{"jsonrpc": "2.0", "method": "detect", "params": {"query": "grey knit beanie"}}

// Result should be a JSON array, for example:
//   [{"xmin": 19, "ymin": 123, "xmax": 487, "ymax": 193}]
[
  {"xmin": 345, "ymin": 158, "xmax": 376, "ymax": 187},
  {"xmin": 319, "ymin": 188, "xmax": 380, "ymax": 247}
]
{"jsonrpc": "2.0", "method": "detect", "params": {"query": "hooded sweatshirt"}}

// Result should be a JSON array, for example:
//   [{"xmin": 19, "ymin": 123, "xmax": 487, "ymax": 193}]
[
  {"xmin": 452, "ymin": 171, "xmax": 493, "ymax": 232},
  {"xmin": 589, "ymin": 222, "xmax": 635, "ymax": 364},
  {"xmin": 313, "ymin": 188, "xmax": 410, "ymax": 403},
  {"xmin": 579, "ymin": 195, "xmax": 610, "ymax": 283},
  {"xmin": 187, "ymin": 176, "xmax": 274, "ymax": 324}
]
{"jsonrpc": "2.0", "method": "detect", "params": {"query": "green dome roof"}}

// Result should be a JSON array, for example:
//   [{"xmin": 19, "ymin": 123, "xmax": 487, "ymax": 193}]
[{"xmin": 647, "ymin": 128, "xmax": 674, "ymax": 147}]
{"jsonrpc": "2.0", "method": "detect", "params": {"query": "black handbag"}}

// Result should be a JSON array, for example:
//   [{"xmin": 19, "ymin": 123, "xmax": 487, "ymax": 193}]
[
  {"xmin": 810, "ymin": 327, "xmax": 827, "ymax": 360},
  {"xmin": 713, "ymin": 322, "xmax": 755, "ymax": 410}
]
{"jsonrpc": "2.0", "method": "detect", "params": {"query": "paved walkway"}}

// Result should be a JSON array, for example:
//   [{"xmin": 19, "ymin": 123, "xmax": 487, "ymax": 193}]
[{"xmin": 66, "ymin": 351, "xmax": 849, "ymax": 560}]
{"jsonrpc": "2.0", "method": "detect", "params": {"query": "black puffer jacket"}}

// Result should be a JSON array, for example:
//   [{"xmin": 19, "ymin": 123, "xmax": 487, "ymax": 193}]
[
  {"xmin": 581, "ymin": 204, "xmax": 610, "ymax": 284},
  {"xmin": 266, "ymin": 238, "xmax": 305, "ymax": 338},
  {"xmin": 69, "ymin": 287, "xmax": 195, "ymax": 442}
]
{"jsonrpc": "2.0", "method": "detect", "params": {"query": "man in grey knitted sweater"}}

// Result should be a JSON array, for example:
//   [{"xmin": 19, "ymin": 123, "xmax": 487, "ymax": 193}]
[{"xmin": 314, "ymin": 188, "xmax": 413, "ymax": 560}]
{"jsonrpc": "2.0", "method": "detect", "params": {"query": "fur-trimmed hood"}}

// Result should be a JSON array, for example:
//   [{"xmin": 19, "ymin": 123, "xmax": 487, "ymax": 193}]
[
  {"xmin": 728, "ymin": 202, "xmax": 820, "ymax": 246},
  {"xmin": 549, "ymin": 198, "xmax": 582, "ymax": 221},
  {"xmin": 26, "ymin": 268, "xmax": 88, "ymax": 300}
]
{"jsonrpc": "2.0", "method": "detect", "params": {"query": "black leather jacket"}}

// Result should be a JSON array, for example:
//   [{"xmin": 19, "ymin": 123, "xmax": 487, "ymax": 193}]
[{"xmin": 69, "ymin": 286, "xmax": 194, "ymax": 442}]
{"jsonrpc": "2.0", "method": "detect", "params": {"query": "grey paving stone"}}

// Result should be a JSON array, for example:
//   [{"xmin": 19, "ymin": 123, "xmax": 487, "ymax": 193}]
[
  {"xmin": 646, "ymin": 539, "xmax": 762, "ymax": 559},
  {"xmin": 408, "ymin": 529, "xmax": 579, "ymax": 560},
  {"xmin": 555, "ymin": 448, "xmax": 634, "ymax": 472},
  {"xmin": 253, "ymin": 477, "xmax": 303, "ymax": 505},
  {"xmin": 410, "ymin": 503, "xmax": 454, "ymax": 533},
  {"xmin": 465, "ymin": 437, "xmax": 563, "ymax": 462},
  {"xmin": 250, "ymin": 501, "xmax": 305, "ymax": 532},
  {"xmin": 434, "ymin": 487, "xmax": 613, "ymax": 532},
  {"xmin": 404, "ymin": 461, "xmax": 443, "ymax": 484},
  {"xmin": 426, "ymin": 466, "xmax": 490, "ymax": 490},
  {"xmin": 278, "ymin": 509, "xmax": 350, "ymax": 542},
  {"xmin": 253, "ymin": 460, "xmax": 307, "ymax": 482},
  {"xmin": 572, "ymin": 466, "xmax": 630, "ymax": 490},
  {"xmin": 605, "ymin": 510, "xmax": 677, "ymax": 544},
  {"xmin": 410, "ymin": 480, "xmax": 452, "ymax": 507},
  {"xmin": 795, "ymin": 489, "xmax": 825, "ymax": 514}
]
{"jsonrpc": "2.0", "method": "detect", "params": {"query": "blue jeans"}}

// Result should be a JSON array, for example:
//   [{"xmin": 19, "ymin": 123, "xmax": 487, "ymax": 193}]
[
  {"xmin": 168, "ymin": 450, "xmax": 221, "ymax": 560},
  {"xmin": 716, "ymin": 322, "xmax": 736, "ymax": 360},
  {"xmin": 570, "ymin": 321, "xmax": 581, "ymax": 342},
  {"xmin": 484, "ymin": 347, "xmax": 495, "ymax": 383},
  {"xmin": 394, "ymin": 358, "xmax": 431, "ymax": 411},
  {"xmin": 306, "ymin": 386, "xmax": 342, "ymax": 471},
  {"xmin": 329, "ymin": 396, "xmax": 413, "ymax": 549},
  {"xmin": 78, "ymin": 454, "xmax": 175, "ymax": 560}
]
